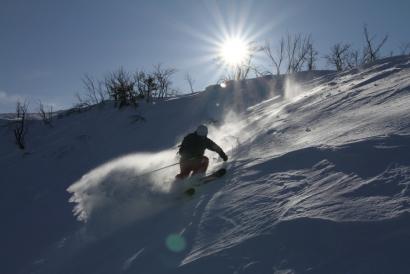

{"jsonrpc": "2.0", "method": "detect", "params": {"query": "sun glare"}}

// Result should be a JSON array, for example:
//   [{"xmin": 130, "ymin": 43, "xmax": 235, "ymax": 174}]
[
  {"xmin": 178, "ymin": 1, "xmax": 277, "ymax": 82},
  {"xmin": 220, "ymin": 38, "xmax": 250, "ymax": 66}
]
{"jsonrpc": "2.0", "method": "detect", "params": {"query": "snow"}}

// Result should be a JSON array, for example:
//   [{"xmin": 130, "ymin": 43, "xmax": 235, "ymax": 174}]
[{"xmin": 1, "ymin": 55, "xmax": 410, "ymax": 274}]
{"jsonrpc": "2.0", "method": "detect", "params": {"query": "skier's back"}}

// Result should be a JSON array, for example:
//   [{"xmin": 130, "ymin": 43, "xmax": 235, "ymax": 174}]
[{"xmin": 176, "ymin": 125, "xmax": 227, "ymax": 179}]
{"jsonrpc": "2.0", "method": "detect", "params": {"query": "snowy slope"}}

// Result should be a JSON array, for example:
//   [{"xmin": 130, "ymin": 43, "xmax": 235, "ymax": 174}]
[{"xmin": 1, "ymin": 55, "xmax": 410, "ymax": 274}]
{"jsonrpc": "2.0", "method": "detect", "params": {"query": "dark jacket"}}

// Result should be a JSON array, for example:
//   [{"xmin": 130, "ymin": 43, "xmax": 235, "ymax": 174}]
[{"xmin": 179, "ymin": 133, "xmax": 226, "ymax": 160}]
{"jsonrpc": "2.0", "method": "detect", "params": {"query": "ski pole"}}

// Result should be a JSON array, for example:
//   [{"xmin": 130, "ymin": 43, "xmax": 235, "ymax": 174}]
[
  {"xmin": 138, "ymin": 162, "xmax": 180, "ymax": 177},
  {"xmin": 136, "ymin": 156, "xmax": 200, "ymax": 177}
]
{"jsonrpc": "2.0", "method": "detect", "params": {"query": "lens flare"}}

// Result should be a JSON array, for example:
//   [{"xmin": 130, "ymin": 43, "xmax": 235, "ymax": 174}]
[{"xmin": 166, "ymin": 234, "xmax": 186, "ymax": 252}]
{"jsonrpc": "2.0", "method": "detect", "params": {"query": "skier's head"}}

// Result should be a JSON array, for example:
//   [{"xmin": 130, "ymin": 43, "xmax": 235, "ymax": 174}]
[{"xmin": 196, "ymin": 124, "xmax": 208, "ymax": 137}]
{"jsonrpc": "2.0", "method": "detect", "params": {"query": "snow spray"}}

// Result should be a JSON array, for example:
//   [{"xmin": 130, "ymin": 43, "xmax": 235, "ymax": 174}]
[{"xmin": 67, "ymin": 150, "xmax": 179, "ymax": 234}]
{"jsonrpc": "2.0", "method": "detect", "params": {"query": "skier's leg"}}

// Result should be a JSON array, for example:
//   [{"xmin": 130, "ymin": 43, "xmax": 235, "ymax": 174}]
[
  {"xmin": 192, "ymin": 156, "xmax": 209, "ymax": 176},
  {"xmin": 176, "ymin": 159, "xmax": 192, "ymax": 180}
]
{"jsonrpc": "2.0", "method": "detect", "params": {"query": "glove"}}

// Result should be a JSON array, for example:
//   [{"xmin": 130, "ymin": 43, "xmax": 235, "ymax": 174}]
[{"xmin": 221, "ymin": 152, "xmax": 228, "ymax": 162}]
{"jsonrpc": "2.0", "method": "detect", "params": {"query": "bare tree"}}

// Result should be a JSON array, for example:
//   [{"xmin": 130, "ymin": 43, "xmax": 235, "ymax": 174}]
[
  {"xmin": 73, "ymin": 92, "xmax": 92, "ymax": 110},
  {"xmin": 184, "ymin": 73, "xmax": 195, "ymax": 93},
  {"xmin": 325, "ymin": 43, "xmax": 352, "ymax": 71},
  {"xmin": 134, "ymin": 70, "xmax": 147, "ymax": 99},
  {"xmin": 346, "ymin": 49, "xmax": 361, "ymax": 69},
  {"xmin": 38, "ymin": 101, "xmax": 53, "ymax": 126},
  {"xmin": 73, "ymin": 75, "xmax": 106, "ymax": 110},
  {"xmin": 76, "ymin": 64, "xmax": 176, "ymax": 108},
  {"xmin": 399, "ymin": 42, "xmax": 410, "ymax": 55},
  {"xmin": 235, "ymin": 55, "xmax": 252, "ymax": 80},
  {"xmin": 233, "ymin": 42, "xmax": 261, "ymax": 80},
  {"xmin": 263, "ymin": 38, "xmax": 285, "ymax": 76},
  {"xmin": 144, "ymin": 75, "xmax": 157, "ymax": 102},
  {"xmin": 153, "ymin": 64, "xmax": 177, "ymax": 98},
  {"xmin": 134, "ymin": 70, "xmax": 158, "ymax": 102},
  {"xmin": 13, "ymin": 100, "xmax": 29, "ymax": 150},
  {"xmin": 362, "ymin": 24, "xmax": 388, "ymax": 64},
  {"xmin": 82, "ymin": 74, "xmax": 106, "ymax": 104},
  {"xmin": 305, "ymin": 41, "xmax": 318, "ymax": 71},
  {"xmin": 285, "ymin": 33, "xmax": 312, "ymax": 73},
  {"xmin": 105, "ymin": 68, "xmax": 137, "ymax": 108}
]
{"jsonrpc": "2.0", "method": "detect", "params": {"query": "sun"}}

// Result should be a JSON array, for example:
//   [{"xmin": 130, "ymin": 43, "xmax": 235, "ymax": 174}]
[{"xmin": 219, "ymin": 37, "xmax": 250, "ymax": 67}]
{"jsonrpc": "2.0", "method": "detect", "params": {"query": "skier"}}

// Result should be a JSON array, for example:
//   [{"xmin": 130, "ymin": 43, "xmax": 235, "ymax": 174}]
[{"xmin": 176, "ymin": 125, "xmax": 228, "ymax": 179}]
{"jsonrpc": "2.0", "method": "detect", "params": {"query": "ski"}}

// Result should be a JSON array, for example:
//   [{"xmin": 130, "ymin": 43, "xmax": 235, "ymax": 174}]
[{"xmin": 184, "ymin": 168, "xmax": 227, "ymax": 196}]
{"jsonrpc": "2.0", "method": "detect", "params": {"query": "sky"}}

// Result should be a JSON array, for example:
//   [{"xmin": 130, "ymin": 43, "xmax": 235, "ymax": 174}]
[{"xmin": 0, "ymin": 0, "xmax": 409, "ymax": 113}]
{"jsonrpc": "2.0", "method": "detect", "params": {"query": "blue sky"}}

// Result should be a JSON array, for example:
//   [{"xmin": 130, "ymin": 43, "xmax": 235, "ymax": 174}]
[{"xmin": 1, "ymin": 0, "xmax": 409, "ymax": 113}]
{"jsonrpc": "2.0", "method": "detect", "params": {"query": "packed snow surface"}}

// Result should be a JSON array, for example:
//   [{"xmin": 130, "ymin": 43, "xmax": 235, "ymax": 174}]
[{"xmin": 1, "ymin": 56, "xmax": 410, "ymax": 274}]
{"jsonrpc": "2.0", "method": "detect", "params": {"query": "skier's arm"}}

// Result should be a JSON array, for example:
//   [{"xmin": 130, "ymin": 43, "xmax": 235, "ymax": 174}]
[
  {"xmin": 178, "ymin": 138, "xmax": 186, "ymax": 155},
  {"xmin": 178, "ymin": 135, "xmax": 189, "ymax": 156},
  {"xmin": 206, "ymin": 138, "xmax": 228, "ymax": 161}
]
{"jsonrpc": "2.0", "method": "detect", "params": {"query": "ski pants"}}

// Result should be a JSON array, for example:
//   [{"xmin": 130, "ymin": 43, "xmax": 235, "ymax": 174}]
[{"xmin": 176, "ymin": 156, "xmax": 209, "ymax": 179}]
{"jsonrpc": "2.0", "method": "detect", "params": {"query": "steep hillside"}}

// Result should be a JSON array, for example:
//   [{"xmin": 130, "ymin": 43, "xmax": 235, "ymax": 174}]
[{"xmin": 1, "ymin": 56, "xmax": 410, "ymax": 274}]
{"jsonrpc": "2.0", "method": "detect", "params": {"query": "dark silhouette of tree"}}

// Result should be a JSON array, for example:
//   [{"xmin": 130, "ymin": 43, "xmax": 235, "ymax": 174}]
[
  {"xmin": 325, "ymin": 43, "xmax": 352, "ymax": 71},
  {"xmin": 13, "ymin": 101, "xmax": 28, "ymax": 149},
  {"xmin": 263, "ymin": 38, "xmax": 285, "ymax": 76},
  {"xmin": 362, "ymin": 24, "xmax": 388, "ymax": 64}
]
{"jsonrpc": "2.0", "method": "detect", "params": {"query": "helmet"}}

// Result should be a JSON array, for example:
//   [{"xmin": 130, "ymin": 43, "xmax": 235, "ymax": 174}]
[{"xmin": 196, "ymin": 124, "xmax": 208, "ymax": 137}]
